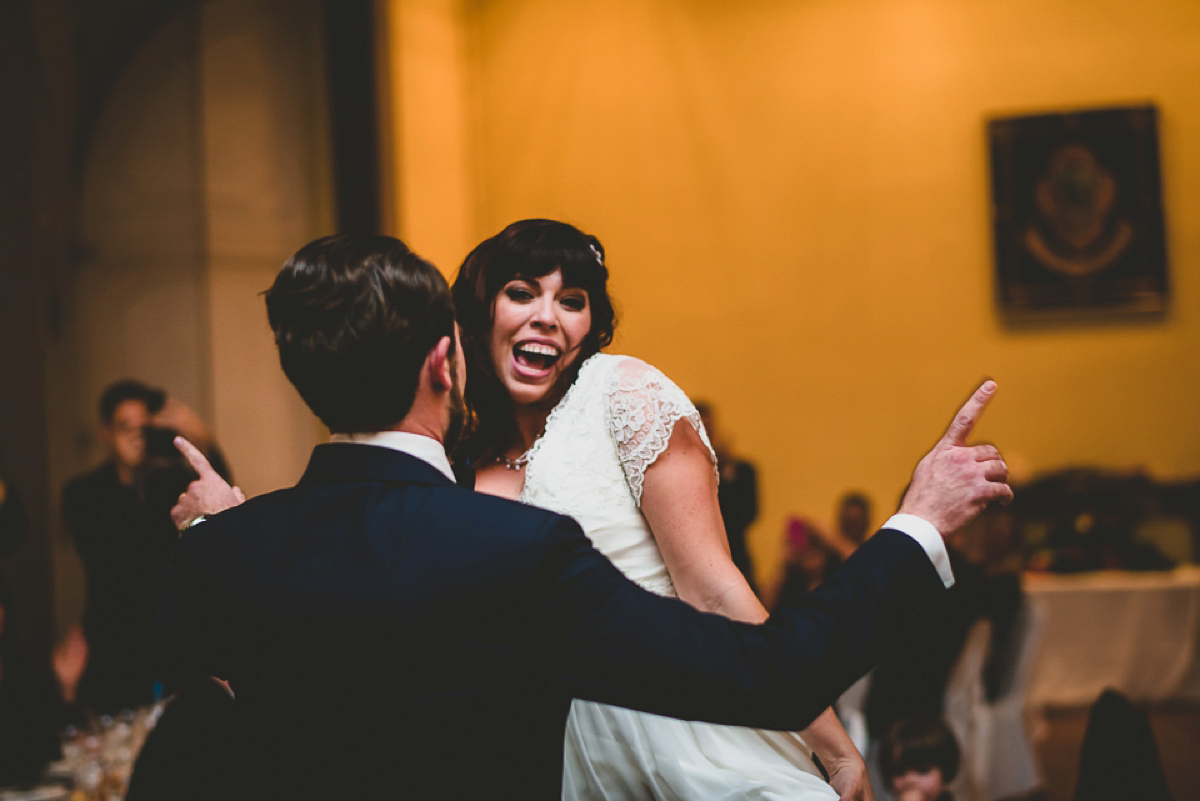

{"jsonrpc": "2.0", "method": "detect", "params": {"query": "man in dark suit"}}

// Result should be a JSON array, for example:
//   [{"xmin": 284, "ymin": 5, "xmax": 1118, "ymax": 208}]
[{"xmin": 163, "ymin": 234, "xmax": 1011, "ymax": 800}]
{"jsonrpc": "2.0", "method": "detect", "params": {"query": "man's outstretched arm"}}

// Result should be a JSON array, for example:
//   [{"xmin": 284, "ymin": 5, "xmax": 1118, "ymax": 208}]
[{"xmin": 530, "ymin": 381, "xmax": 1011, "ymax": 731}]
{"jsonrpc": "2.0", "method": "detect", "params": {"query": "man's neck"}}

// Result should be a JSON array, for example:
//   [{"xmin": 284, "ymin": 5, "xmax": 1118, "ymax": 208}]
[
  {"xmin": 390, "ymin": 419, "xmax": 444, "ymax": 444},
  {"xmin": 328, "ymin": 428, "xmax": 455, "ymax": 483}
]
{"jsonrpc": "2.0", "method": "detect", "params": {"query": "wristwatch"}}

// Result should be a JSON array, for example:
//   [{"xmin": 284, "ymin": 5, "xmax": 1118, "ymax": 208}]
[{"xmin": 182, "ymin": 514, "xmax": 207, "ymax": 532}]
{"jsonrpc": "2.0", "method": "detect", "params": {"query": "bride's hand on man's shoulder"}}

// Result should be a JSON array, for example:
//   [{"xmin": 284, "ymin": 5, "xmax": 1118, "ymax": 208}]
[{"xmin": 171, "ymin": 436, "xmax": 247, "ymax": 530}]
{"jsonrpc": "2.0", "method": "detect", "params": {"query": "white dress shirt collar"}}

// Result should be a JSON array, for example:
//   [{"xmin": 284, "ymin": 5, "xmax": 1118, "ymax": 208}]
[{"xmin": 328, "ymin": 431, "xmax": 456, "ymax": 483}]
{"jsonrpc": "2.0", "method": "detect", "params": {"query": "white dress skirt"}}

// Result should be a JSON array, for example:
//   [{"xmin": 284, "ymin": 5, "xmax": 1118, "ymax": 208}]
[{"xmin": 518, "ymin": 354, "xmax": 839, "ymax": 801}]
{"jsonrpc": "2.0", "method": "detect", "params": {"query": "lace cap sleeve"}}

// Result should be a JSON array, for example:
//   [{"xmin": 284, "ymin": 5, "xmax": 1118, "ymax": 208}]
[{"xmin": 605, "ymin": 358, "xmax": 717, "ymax": 505}]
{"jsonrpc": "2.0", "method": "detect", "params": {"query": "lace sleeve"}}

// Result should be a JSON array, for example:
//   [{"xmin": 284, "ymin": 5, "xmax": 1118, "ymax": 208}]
[{"xmin": 605, "ymin": 358, "xmax": 718, "ymax": 505}]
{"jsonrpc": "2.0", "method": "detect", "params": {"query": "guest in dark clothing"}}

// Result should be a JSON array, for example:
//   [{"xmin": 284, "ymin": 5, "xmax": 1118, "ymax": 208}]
[
  {"xmin": 1074, "ymin": 689, "xmax": 1172, "ymax": 801},
  {"xmin": 63, "ymin": 380, "xmax": 229, "ymax": 714},
  {"xmin": 0, "ymin": 660, "xmax": 63, "ymax": 787},
  {"xmin": 0, "ymin": 480, "xmax": 84, "ymax": 787},
  {"xmin": 0, "ymin": 476, "xmax": 30, "ymax": 677},
  {"xmin": 865, "ymin": 543, "xmax": 1021, "ymax": 735},
  {"xmin": 696, "ymin": 401, "xmax": 760, "ymax": 594},
  {"xmin": 836, "ymin": 491, "xmax": 872, "ymax": 550},
  {"xmin": 880, "ymin": 716, "xmax": 959, "ymax": 801},
  {"xmin": 769, "ymin": 516, "xmax": 845, "ymax": 611},
  {"xmin": 0, "ymin": 573, "xmax": 83, "ymax": 787},
  {"xmin": 0, "ymin": 478, "xmax": 29, "ymax": 559}
]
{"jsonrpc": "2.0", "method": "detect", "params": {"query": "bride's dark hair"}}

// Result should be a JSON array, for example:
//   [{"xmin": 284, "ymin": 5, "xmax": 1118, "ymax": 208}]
[{"xmin": 451, "ymin": 219, "xmax": 617, "ymax": 462}]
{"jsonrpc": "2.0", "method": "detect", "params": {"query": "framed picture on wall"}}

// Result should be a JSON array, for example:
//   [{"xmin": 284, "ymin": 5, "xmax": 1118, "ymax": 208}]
[{"xmin": 987, "ymin": 104, "xmax": 1169, "ymax": 319}]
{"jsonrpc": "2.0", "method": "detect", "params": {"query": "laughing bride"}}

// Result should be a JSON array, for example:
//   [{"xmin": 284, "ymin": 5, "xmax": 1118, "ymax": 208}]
[{"xmin": 452, "ymin": 219, "xmax": 867, "ymax": 801}]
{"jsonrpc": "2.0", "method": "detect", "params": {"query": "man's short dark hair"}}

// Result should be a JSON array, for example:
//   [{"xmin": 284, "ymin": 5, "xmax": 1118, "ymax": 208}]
[
  {"xmin": 99, "ymin": 379, "xmax": 165, "ymax": 424},
  {"xmin": 265, "ymin": 234, "xmax": 453, "ymax": 433}
]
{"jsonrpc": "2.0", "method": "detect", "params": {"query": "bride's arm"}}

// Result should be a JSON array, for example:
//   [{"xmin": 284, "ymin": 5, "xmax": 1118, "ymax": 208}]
[{"xmin": 640, "ymin": 421, "xmax": 872, "ymax": 801}]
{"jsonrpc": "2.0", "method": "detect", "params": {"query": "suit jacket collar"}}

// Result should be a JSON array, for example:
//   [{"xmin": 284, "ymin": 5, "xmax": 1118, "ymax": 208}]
[{"xmin": 300, "ymin": 443, "xmax": 457, "ymax": 487}]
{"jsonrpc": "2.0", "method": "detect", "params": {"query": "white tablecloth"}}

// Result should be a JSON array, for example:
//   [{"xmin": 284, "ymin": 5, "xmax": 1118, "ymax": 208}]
[{"xmin": 1023, "ymin": 566, "xmax": 1200, "ymax": 707}]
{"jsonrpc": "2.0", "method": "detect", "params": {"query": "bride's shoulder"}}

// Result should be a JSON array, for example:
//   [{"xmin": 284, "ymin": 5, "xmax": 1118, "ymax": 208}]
[
  {"xmin": 592, "ymin": 356, "xmax": 692, "ymax": 407},
  {"xmin": 575, "ymin": 352, "xmax": 647, "ymax": 386},
  {"xmin": 592, "ymin": 353, "xmax": 667, "ymax": 382}
]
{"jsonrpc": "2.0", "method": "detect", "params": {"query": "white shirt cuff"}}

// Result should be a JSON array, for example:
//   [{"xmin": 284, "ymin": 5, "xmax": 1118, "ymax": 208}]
[{"xmin": 882, "ymin": 513, "xmax": 954, "ymax": 588}]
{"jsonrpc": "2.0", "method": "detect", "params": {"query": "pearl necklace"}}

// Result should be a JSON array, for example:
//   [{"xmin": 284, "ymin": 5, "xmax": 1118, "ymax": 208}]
[
  {"xmin": 494, "ymin": 443, "xmax": 537, "ymax": 470},
  {"xmin": 498, "ymin": 449, "xmax": 532, "ymax": 471}
]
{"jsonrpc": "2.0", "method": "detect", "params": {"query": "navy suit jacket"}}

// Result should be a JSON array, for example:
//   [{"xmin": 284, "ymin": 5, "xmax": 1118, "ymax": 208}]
[{"xmin": 164, "ymin": 443, "xmax": 944, "ymax": 799}]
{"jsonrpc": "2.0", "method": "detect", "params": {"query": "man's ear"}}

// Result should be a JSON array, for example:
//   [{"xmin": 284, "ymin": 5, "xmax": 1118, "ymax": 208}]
[{"xmin": 426, "ymin": 335, "xmax": 454, "ymax": 392}]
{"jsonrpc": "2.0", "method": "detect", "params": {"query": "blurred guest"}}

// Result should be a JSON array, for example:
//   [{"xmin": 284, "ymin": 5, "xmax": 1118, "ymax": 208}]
[
  {"xmin": 0, "ymin": 477, "xmax": 29, "ymax": 558},
  {"xmin": 0, "ymin": 573, "xmax": 85, "ymax": 787},
  {"xmin": 972, "ymin": 505, "xmax": 1024, "ymax": 577},
  {"xmin": 866, "ymin": 527, "xmax": 1020, "ymax": 734},
  {"xmin": 879, "ymin": 717, "xmax": 959, "ymax": 801},
  {"xmin": 968, "ymin": 508, "xmax": 1025, "ymax": 700},
  {"xmin": 696, "ymin": 401, "xmax": 760, "ymax": 594},
  {"xmin": 1073, "ymin": 689, "xmax": 1171, "ymax": 801},
  {"xmin": 768, "ymin": 517, "xmax": 845, "ymax": 611},
  {"xmin": 0, "ymin": 476, "xmax": 30, "ymax": 665},
  {"xmin": 835, "ymin": 492, "xmax": 872, "ymax": 552},
  {"xmin": 63, "ymin": 379, "xmax": 228, "ymax": 714}
]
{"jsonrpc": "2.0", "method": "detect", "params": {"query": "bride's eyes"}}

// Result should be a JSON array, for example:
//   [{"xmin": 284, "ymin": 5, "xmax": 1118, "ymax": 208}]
[{"xmin": 501, "ymin": 281, "xmax": 587, "ymax": 311}]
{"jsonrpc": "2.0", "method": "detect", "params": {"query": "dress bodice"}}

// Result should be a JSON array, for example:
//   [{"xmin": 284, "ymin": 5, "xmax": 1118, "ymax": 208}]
[
  {"xmin": 528, "ymin": 357, "xmax": 834, "ymax": 799},
  {"xmin": 520, "ymin": 354, "xmax": 715, "ymax": 597}
]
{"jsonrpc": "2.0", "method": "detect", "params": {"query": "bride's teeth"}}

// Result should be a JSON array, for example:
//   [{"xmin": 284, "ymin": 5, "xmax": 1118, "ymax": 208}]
[{"xmin": 518, "ymin": 343, "xmax": 559, "ymax": 357}]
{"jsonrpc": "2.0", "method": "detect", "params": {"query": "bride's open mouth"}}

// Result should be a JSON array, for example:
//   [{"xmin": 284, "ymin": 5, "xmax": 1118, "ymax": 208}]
[{"xmin": 512, "ymin": 340, "xmax": 562, "ymax": 375}]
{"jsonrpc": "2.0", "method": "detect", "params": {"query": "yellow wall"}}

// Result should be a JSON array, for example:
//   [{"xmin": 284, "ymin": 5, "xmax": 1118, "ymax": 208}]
[
  {"xmin": 383, "ymin": 0, "xmax": 476, "ymax": 272},
  {"xmin": 383, "ymin": 0, "xmax": 1200, "ymax": 586}
]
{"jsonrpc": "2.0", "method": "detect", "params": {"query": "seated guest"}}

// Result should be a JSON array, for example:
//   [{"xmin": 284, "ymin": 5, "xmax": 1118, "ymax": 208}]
[
  {"xmin": 63, "ymin": 380, "xmax": 229, "ymax": 714},
  {"xmin": 1074, "ymin": 689, "xmax": 1172, "ymax": 801},
  {"xmin": 879, "ymin": 716, "xmax": 960, "ymax": 801}
]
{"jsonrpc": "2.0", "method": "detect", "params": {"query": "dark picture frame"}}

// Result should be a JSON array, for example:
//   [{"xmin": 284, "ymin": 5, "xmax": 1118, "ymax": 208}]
[{"xmin": 987, "ymin": 105, "xmax": 1168, "ymax": 319}]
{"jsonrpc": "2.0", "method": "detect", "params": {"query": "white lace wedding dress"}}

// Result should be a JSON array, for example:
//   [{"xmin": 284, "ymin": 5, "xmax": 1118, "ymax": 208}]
[{"xmin": 519, "ymin": 354, "xmax": 838, "ymax": 801}]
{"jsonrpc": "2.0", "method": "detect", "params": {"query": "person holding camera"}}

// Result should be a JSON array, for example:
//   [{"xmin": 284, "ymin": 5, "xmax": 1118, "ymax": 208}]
[{"xmin": 63, "ymin": 379, "xmax": 229, "ymax": 714}]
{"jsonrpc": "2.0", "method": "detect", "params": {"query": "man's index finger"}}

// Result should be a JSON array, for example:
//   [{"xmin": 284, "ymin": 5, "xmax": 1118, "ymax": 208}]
[{"xmin": 941, "ymin": 380, "xmax": 996, "ymax": 446}]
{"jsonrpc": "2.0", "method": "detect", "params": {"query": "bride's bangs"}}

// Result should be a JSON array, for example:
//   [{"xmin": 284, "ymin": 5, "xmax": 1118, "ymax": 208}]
[{"xmin": 513, "ymin": 244, "xmax": 605, "ymax": 296}]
